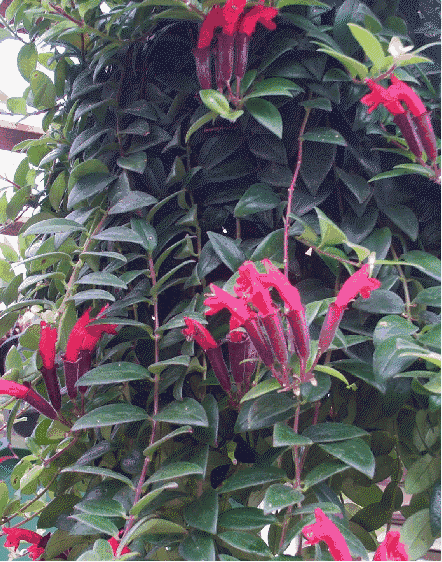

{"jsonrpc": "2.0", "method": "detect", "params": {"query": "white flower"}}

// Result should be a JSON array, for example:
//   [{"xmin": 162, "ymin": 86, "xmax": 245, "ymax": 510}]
[{"xmin": 388, "ymin": 37, "xmax": 415, "ymax": 61}]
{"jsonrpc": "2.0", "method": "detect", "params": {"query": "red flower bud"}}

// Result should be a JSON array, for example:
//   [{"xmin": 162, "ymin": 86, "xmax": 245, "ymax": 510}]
[{"xmin": 302, "ymin": 508, "xmax": 351, "ymax": 561}]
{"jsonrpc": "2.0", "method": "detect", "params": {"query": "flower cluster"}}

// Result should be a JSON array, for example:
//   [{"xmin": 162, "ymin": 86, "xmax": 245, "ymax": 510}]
[
  {"xmin": 183, "ymin": 260, "xmax": 380, "ymax": 398},
  {"xmin": 193, "ymin": 0, "xmax": 278, "ymax": 94},
  {"xmin": 361, "ymin": 74, "xmax": 437, "ymax": 161},
  {"xmin": 0, "ymin": 306, "xmax": 117, "ymax": 420},
  {"xmin": 302, "ymin": 508, "xmax": 408, "ymax": 561}
]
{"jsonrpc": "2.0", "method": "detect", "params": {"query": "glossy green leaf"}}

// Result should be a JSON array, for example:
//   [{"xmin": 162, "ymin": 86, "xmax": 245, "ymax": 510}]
[
  {"xmin": 61, "ymin": 465, "xmax": 134, "ymax": 488},
  {"xmin": 71, "ymin": 289, "xmax": 116, "ymax": 303},
  {"xmin": 152, "ymin": 397, "xmax": 208, "ymax": 427},
  {"xmin": 401, "ymin": 250, "xmax": 441, "ymax": 282},
  {"xmin": 200, "ymin": 89, "xmax": 231, "ymax": 115},
  {"xmin": 146, "ymin": 461, "xmax": 204, "ymax": 484},
  {"xmin": 24, "ymin": 218, "xmax": 85, "ymax": 236},
  {"xmin": 68, "ymin": 173, "xmax": 115, "ymax": 209},
  {"xmin": 236, "ymin": 392, "xmax": 294, "ymax": 430},
  {"xmin": 148, "ymin": 356, "xmax": 191, "ymax": 375},
  {"xmin": 180, "ymin": 530, "xmax": 216, "ymax": 561},
  {"xmin": 335, "ymin": 168, "xmax": 372, "ymax": 203},
  {"xmin": 109, "ymin": 191, "xmax": 157, "ymax": 214},
  {"xmin": 130, "ymin": 482, "xmax": 178, "ymax": 516},
  {"xmin": 29, "ymin": 70, "xmax": 56, "ymax": 109},
  {"xmin": 405, "ymin": 454, "xmax": 440, "ymax": 494},
  {"xmin": 143, "ymin": 426, "xmax": 193, "ymax": 457},
  {"xmin": 302, "ymin": 127, "xmax": 347, "ymax": 145},
  {"xmin": 38, "ymin": 494, "xmax": 81, "ymax": 528},
  {"xmin": 319, "ymin": 438, "xmax": 375, "ymax": 478},
  {"xmin": 234, "ymin": 184, "xmax": 280, "ymax": 218},
  {"xmin": 273, "ymin": 423, "xmax": 313, "ymax": 447},
  {"xmin": 401, "ymin": 509, "xmax": 434, "ymax": 560},
  {"xmin": 354, "ymin": 290, "xmax": 405, "ymax": 314},
  {"xmin": 76, "ymin": 498, "xmax": 126, "ymax": 518},
  {"xmin": 130, "ymin": 218, "xmax": 157, "ymax": 252},
  {"xmin": 71, "ymin": 404, "xmax": 149, "ymax": 430},
  {"xmin": 76, "ymin": 272, "xmax": 127, "ymax": 289},
  {"xmin": 118, "ymin": 517, "xmax": 186, "ymax": 553},
  {"xmin": 382, "ymin": 205, "xmax": 419, "ymax": 241},
  {"xmin": 317, "ymin": 49, "xmax": 368, "ymax": 79},
  {"xmin": 218, "ymin": 531, "xmax": 272, "ymax": 558},
  {"xmin": 184, "ymin": 488, "xmax": 218, "ymax": 534},
  {"xmin": 348, "ymin": 24, "xmax": 386, "ymax": 71},
  {"xmin": 373, "ymin": 336, "xmax": 422, "ymax": 380},
  {"xmin": 303, "ymin": 462, "xmax": 348, "ymax": 490},
  {"xmin": 413, "ymin": 286, "xmax": 441, "ymax": 307},
  {"xmin": 316, "ymin": 208, "xmax": 347, "ymax": 246},
  {"xmin": 219, "ymin": 507, "xmax": 276, "ymax": 530},
  {"xmin": 117, "ymin": 152, "xmax": 147, "ymax": 174},
  {"xmin": 429, "ymin": 481, "xmax": 441, "ymax": 536},
  {"xmin": 77, "ymin": 362, "xmax": 151, "ymax": 386},
  {"xmin": 300, "ymin": 97, "xmax": 332, "ymax": 111},
  {"xmin": 245, "ymin": 98, "xmax": 283, "ymax": 138},
  {"xmin": 207, "ymin": 231, "xmax": 246, "ymax": 272},
  {"xmin": 17, "ymin": 42, "xmax": 38, "ymax": 81},
  {"xmin": 302, "ymin": 423, "xmax": 369, "ymax": 442},
  {"xmin": 262, "ymin": 484, "xmax": 304, "ymax": 515},
  {"xmin": 93, "ymin": 226, "xmax": 144, "ymax": 245},
  {"xmin": 70, "ymin": 512, "xmax": 119, "ymax": 537},
  {"xmin": 246, "ymin": 78, "xmax": 303, "ymax": 99},
  {"xmin": 6, "ymin": 185, "xmax": 31, "ymax": 220},
  {"xmin": 219, "ymin": 467, "xmax": 285, "ymax": 493},
  {"xmin": 185, "ymin": 111, "xmax": 217, "ymax": 144},
  {"xmin": 373, "ymin": 315, "xmax": 419, "ymax": 347}
]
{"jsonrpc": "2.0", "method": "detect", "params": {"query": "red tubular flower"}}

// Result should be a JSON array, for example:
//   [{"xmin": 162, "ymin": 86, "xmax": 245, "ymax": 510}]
[
  {"xmin": 108, "ymin": 535, "xmax": 131, "ymax": 556},
  {"xmin": 183, "ymin": 318, "xmax": 218, "ymax": 352},
  {"xmin": 204, "ymin": 283, "xmax": 255, "ymax": 326},
  {"xmin": 392, "ymin": 113, "xmax": 424, "ymax": 158},
  {"xmin": 227, "ymin": 331, "xmax": 257, "ymax": 389},
  {"xmin": 374, "ymin": 531, "xmax": 408, "ymax": 561},
  {"xmin": 302, "ymin": 508, "xmax": 351, "ymax": 561},
  {"xmin": 39, "ymin": 321, "xmax": 57, "ymax": 370},
  {"xmin": 64, "ymin": 309, "xmax": 91, "ymax": 363},
  {"xmin": 193, "ymin": 46, "xmax": 212, "ymax": 90},
  {"xmin": 3, "ymin": 527, "xmax": 50, "ymax": 560},
  {"xmin": 361, "ymin": 80, "xmax": 405, "ymax": 115},
  {"xmin": 197, "ymin": 5, "xmax": 224, "ymax": 49},
  {"xmin": 39, "ymin": 321, "xmax": 61, "ymax": 411},
  {"xmin": 207, "ymin": 347, "xmax": 232, "ymax": 392},
  {"xmin": 0, "ymin": 381, "xmax": 57, "ymax": 420},
  {"xmin": 334, "ymin": 264, "xmax": 381, "ymax": 309},
  {"xmin": 237, "ymin": 4, "xmax": 278, "ymax": 36},
  {"xmin": 388, "ymin": 74, "xmax": 426, "ymax": 117},
  {"xmin": 235, "ymin": 261, "xmax": 275, "ymax": 316},
  {"xmin": 221, "ymin": 0, "xmax": 247, "ymax": 36}
]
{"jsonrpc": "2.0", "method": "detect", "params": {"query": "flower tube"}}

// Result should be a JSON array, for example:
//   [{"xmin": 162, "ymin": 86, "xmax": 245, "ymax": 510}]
[
  {"xmin": 218, "ymin": 0, "xmax": 247, "ymax": 86},
  {"xmin": 302, "ymin": 508, "xmax": 351, "ymax": 561},
  {"xmin": 374, "ymin": 531, "xmax": 408, "ymax": 561},
  {"xmin": 0, "ymin": 380, "xmax": 57, "ymax": 420},
  {"xmin": 3, "ymin": 527, "xmax": 50, "ymax": 561},
  {"xmin": 39, "ymin": 321, "xmax": 61, "ymax": 411}
]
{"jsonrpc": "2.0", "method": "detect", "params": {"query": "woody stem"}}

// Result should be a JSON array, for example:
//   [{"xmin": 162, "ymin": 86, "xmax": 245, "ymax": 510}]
[{"xmin": 284, "ymin": 106, "xmax": 312, "ymax": 277}]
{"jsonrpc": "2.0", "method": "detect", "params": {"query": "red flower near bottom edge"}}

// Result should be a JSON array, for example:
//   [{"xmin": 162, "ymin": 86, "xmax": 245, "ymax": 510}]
[
  {"xmin": 3, "ymin": 527, "xmax": 50, "ymax": 560},
  {"xmin": 302, "ymin": 508, "xmax": 351, "ymax": 561},
  {"xmin": 108, "ymin": 535, "xmax": 131, "ymax": 556},
  {"xmin": 374, "ymin": 531, "xmax": 408, "ymax": 561}
]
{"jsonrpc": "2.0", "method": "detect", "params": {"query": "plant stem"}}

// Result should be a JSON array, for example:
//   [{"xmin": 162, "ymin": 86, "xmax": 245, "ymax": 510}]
[
  {"xmin": 296, "ymin": 238, "xmax": 361, "ymax": 267},
  {"xmin": 390, "ymin": 245, "xmax": 413, "ymax": 321},
  {"xmin": 284, "ymin": 106, "xmax": 311, "ymax": 277}
]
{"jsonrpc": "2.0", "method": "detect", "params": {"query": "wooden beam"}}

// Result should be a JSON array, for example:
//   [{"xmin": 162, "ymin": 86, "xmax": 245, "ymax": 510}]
[{"xmin": 0, "ymin": 119, "xmax": 43, "ymax": 151}]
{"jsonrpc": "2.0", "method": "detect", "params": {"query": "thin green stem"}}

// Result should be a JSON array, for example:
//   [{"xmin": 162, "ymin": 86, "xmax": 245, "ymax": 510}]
[{"xmin": 390, "ymin": 245, "xmax": 413, "ymax": 322}]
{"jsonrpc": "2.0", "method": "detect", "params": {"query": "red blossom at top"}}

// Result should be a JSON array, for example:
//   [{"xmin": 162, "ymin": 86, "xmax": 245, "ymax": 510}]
[
  {"xmin": 221, "ymin": 0, "xmax": 247, "ymax": 35},
  {"xmin": 183, "ymin": 317, "xmax": 218, "ymax": 351},
  {"xmin": 302, "ymin": 508, "xmax": 351, "ymax": 561},
  {"xmin": 39, "ymin": 321, "xmax": 57, "ymax": 370},
  {"xmin": 388, "ymin": 74, "xmax": 427, "ymax": 117},
  {"xmin": 235, "ymin": 261, "xmax": 275, "ymax": 316},
  {"xmin": 3, "ymin": 527, "xmax": 50, "ymax": 560},
  {"xmin": 197, "ymin": 5, "xmax": 224, "ymax": 48},
  {"xmin": 260, "ymin": 259, "xmax": 304, "ymax": 313},
  {"xmin": 238, "ymin": 4, "xmax": 278, "ymax": 35},
  {"xmin": 361, "ymin": 79, "xmax": 405, "ymax": 115},
  {"xmin": 374, "ymin": 531, "xmax": 408, "ymax": 561},
  {"xmin": 204, "ymin": 283, "xmax": 255, "ymax": 327},
  {"xmin": 64, "ymin": 306, "xmax": 117, "ymax": 362},
  {"xmin": 334, "ymin": 264, "xmax": 381, "ymax": 309}
]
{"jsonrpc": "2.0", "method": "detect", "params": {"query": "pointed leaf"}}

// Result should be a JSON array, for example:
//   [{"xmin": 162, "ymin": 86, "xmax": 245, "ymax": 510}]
[
  {"xmin": 152, "ymin": 397, "xmax": 208, "ymax": 427},
  {"xmin": 303, "ymin": 462, "xmax": 348, "ymax": 490},
  {"xmin": 93, "ymin": 226, "xmax": 145, "ymax": 245},
  {"xmin": 302, "ymin": 127, "xmax": 347, "ymax": 145},
  {"xmin": 207, "ymin": 231, "xmax": 246, "ymax": 272},
  {"xmin": 117, "ymin": 152, "xmax": 147, "ymax": 173},
  {"xmin": 180, "ymin": 531, "xmax": 216, "ymax": 561},
  {"xmin": 303, "ymin": 423, "xmax": 369, "ymax": 442},
  {"xmin": 61, "ymin": 465, "xmax": 134, "ymax": 488},
  {"xmin": 218, "ymin": 507, "xmax": 276, "ymax": 530},
  {"xmin": 76, "ymin": 272, "xmax": 127, "ymax": 289},
  {"xmin": 245, "ymin": 98, "xmax": 283, "ymax": 138},
  {"xmin": 70, "ymin": 512, "xmax": 119, "ymax": 536},
  {"xmin": 146, "ymin": 461, "xmax": 204, "ymax": 484},
  {"xmin": 109, "ymin": 191, "xmax": 158, "ymax": 214},
  {"xmin": 77, "ymin": 362, "xmax": 152, "ymax": 386},
  {"xmin": 24, "ymin": 218, "xmax": 85, "ymax": 236},
  {"xmin": 218, "ymin": 467, "xmax": 285, "ymax": 493},
  {"xmin": 273, "ymin": 423, "xmax": 313, "ymax": 447},
  {"xmin": 218, "ymin": 531, "xmax": 272, "ymax": 558},
  {"xmin": 71, "ymin": 404, "xmax": 149, "ymax": 430},
  {"xmin": 319, "ymin": 438, "xmax": 375, "ymax": 478},
  {"xmin": 234, "ymin": 184, "xmax": 280, "ymax": 218},
  {"xmin": 262, "ymin": 484, "xmax": 304, "ymax": 515},
  {"xmin": 348, "ymin": 24, "xmax": 387, "ymax": 71},
  {"xmin": 184, "ymin": 488, "xmax": 218, "ymax": 534}
]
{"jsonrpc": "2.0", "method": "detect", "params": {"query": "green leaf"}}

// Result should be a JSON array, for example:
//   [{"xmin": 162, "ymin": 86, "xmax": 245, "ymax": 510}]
[
  {"xmin": 207, "ymin": 231, "xmax": 246, "ymax": 272},
  {"xmin": 218, "ymin": 508, "xmax": 276, "ymax": 530},
  {"xmin": 335, "ymin": 168, "xmax": 372, "ymax": 203},
  {"xmin": 273, "ymin": 423, "xmax": 313, "ymax": 447},
  {"xmin": 76, "ymin": 272, "xmax": 127, "ymax": 289},
  {"xmin": 200, "ymin": 89, "xmax": 231, "ymax": 114},
  {"xmin": 219, "ymin": 467, "xmax": 285, "ymax": 493},
  {"xmin": 300, "ymin": 97, "xmax": 332, "ymax": 111},
  {"xmin": 130, "ymin": 483, "xmax": 178, "ymax": 516},
  {"xmin": 68, "ymin": 173, "xmax": 115, "ymax": 209},
  {"xmin": 373, "ymin": 336, "xmax": 421, "ymax": 380},
  {"xmin": 401, "ymin": 250, "xmax": 441, "ymax": 282},
  {"xmin": 24, "ymin": 218, "xmax": 85, "ymax": 236},
  {"xmin": 262, "ymin": 484, "xmax": 304, "ymax": 515},
  {"xmin": 38, "ymin": 494, "xmax": 81, "ymax": 528},
  {"xmin": 29, "ymin": 70, "xmax": 56, "ymax": 109},
  {"xmin": 314, "ymin": 364, "xmax": 350, "ymax": 385},
  {"xmin": 91, "ymin": 539, "xmax": 114, "ymax": 561},
  {"xmin": 6, "ymin": 97, "xmax": 27, "ymax": 115},
  {"xmin": 234, "ymin": 184, "xmax": 280, "ymax": 218},
  {"xmin": 347, "ymin": 24, "xmax": 386, "ymax": 71},
  {"xmin": 17, "ymin": 42, "xmax": 38, "ymax": 81},
  {"xmin": 146, "ymin": 461, "xmax": 204, "ymax": 484},
  {"xmin": 81, "ymin": 251, "xmax": 127, "ymax": 263},
  {"xmin": 246, "ymin": 78, "xmax": 303, "ymax": 99},
  {"xmin": 76, "ymin": 498, "xmax": 126, "ymax": 518},
  {"xmin": 143, "ymin": 426, "xmax": 193, "ymax": 457},
  {"xmin": 353, "ymin": 290, "xmax": 405, "ymax": 314},
  {"xmin": 413, "ymin": 286, "xmax": 441, "ymax": 307},
  {"xmin": 393, "ymin": 164, "xmax": 434, "ymax": 177},
  {"xmin": 245, "ymin": 98, "xmax": 283, "ymax": 138},
  {"xmin": 109, "ymin": 191, "xmax": 157, "ymax": 215},
  {"xmin": 218, "ymin": 531, "xmax": 272, "ymax": 558},
  {"xmin": 277, "ymin": 0, "xmax": 328, "ymax": 7},
  {"xmin": 319, "ymin": 439, "xmax": 375, "ymax": 478},
  {"xmin": 130, "ymin": 218, "xmax": 157, "ymax": 253},
  {"xmin": 71, "ymin": 404, "xmax": 149, "ymax": 430},
  {"xmin": 148, "ymin": 356, "xmax": 191, "ymax": 376},
  {"xmin": 316, "ymin": 208, "xmax": 347, "ymax": 247},
  {"xmin": 93, "ymin": 226, "xmax": 145, "ymax": 245},
  {"xmin": 236, "ymin": 392, "xmax": 294, "ymax": 431},
  {"xmin": 250, "ymin": 229, "xmax": 284, "ymax": 262},
  {"xmin": 302, "ymin": 423, "xmax": 369, "ymax": 442},
  {"xmin": 373, "ymin": 315, "xmax": 419, "ymax": 347},
  {"xmin": 118, "ymin": 517, "xmax": 186, "ymax": 553},
  {"xmin": 382, "ymin": 205, "xmax": 418, "ymax": 241},
  {"xmin": 303, "ymin": 462, "xmax": 349, "ymax": 490},
  {"xmin": 429, "ymin": 481, "xmax": 441, "ymax": 536},
  {"xmin": 117, "ymin": 152, "xmax": 147, "ymax": 174},
  {"xmin": 185, "ymin": 111, "xmax": 217, "ymax": 144},
  {"xmin": 302, "ymin": 127, "xmax": 347, "ymax": 145},
  {"xmin": 368, "ymin": 169, "xmax": 411, "ymax": 181},
  {"xmin": 180, "ymin": 530, "xmax": 216, "ymax": 561},
  {"xmin": 152, "ymin": 397, "xmax": 209, "ymax": 427},
  {"xmin": 70, "ymin": 512, "xmax": 120, "ymax": 536},
  {"xmin": 184, "ymin": 488, "xmax": 218, "ymax": 534},
  {"xmin": 401, "ymin": 509, "xmax": 434, "ymax": 560},
  {"xmin": 61, "ymin": 465, "xmax": 134, "ymax": 488},
  {"xmin": 317, "ymin": 49, "xmax": 368, "ymax": 80},
  {"xmin": 77, "ymin": 362, "xmax": 152, "ymax": 386},
  {"xmin": 71, "ymin": 289, "xmax": 116, "ymax": 303},
  {"xmin": 405, "ymin": 454, "xmax": 440, "ymax": 494}
]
